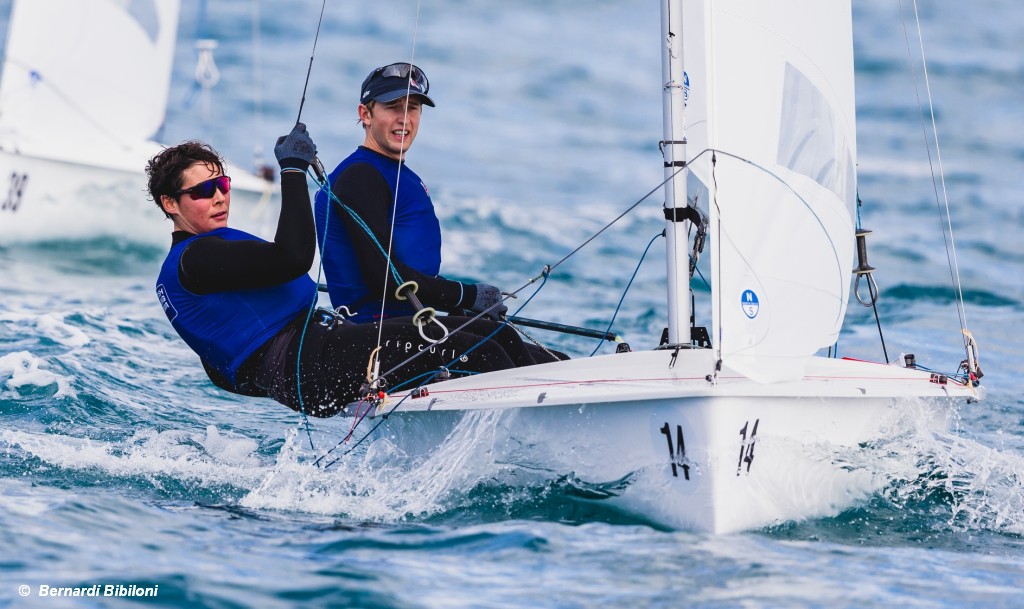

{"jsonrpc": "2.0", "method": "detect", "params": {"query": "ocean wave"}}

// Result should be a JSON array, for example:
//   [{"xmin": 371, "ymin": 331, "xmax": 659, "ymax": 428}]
[
  {"xmin": 882, "ymin": 283, "xmax": 1018, "ymax": 307},
  {"xmin": 0, "ymin": 426, "xmax": 266, "ymax": 500}
]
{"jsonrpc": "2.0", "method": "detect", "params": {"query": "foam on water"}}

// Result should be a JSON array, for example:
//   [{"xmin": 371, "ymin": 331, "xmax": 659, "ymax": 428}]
[
  {"xmin": 0, "ymin": 425, "xmax": 266, "ymax": 496},
  {"xmin": 0, "ymin": 311, "xmax": 90, "ymax": 348},
  {"xmin": 0, "ymin": 350, "xmax": 74, "ymax": 398},
  {"xmin": 242, "ymin": 411, "xmax": 510, "ymax": 522},
  {"xmin": 883, "ymin": 431, "xmax": 1024, "ymax": 536}
]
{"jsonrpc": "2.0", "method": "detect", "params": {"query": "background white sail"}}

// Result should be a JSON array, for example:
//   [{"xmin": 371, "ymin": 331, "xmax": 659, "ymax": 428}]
[
  {"xmin": 682, "ymin": 0, "xmax": 858, "ymax": 382},
  {"xmin": 0, "ymin": 0, "xmax": 180, "ymax": 150},
  {"xmin": 0, "ymin": 0, "xmax": 278, "ymax": 243}
]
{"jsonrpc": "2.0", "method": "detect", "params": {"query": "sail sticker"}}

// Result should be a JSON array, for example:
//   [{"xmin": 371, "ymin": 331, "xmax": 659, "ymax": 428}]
[
  {"xmin": 682, "ymin": 71, "xmax": 690, "ymax": 103},
  {"xmin": 741, "ymin": 289, "xmax": 759, "ymax": 319}
]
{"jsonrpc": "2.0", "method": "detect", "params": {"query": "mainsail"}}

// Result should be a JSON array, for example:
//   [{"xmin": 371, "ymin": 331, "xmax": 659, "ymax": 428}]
[
  {"xmin": 0, "ymin": 0, "xmax": 180, "ymax": 150},
  {"xmin": 682, "ymin": 0, "xmax": 858, "ymax": 382}
]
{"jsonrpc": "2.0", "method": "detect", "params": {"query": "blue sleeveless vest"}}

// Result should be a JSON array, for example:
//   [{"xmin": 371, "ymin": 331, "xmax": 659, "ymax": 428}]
[
  {"xmin": 314, "ymin": 147, "xmax": 442, "ymax": 322},
  {"xmin": 155, "ymin": 227, "xmax": 315, "ymax": 384}
]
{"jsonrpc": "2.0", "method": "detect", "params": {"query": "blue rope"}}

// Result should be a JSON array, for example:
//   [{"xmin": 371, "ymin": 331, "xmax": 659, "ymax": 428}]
[
  {"xmin": 855, "ymin": 191, "xmax": 864, "ymax": 231},
  {"xmin": 291, "ymin": 168, "xmax": 327, "ymax": 455},
  {"xmin": 693, "ymin": 263, "xmax": 709, "ymax": 290},
  {"xmin": 387, "ymin": 369, "xmax": 482, "ymax": 393},
  {"xmin": 294, "ymin": 171, "xmax": 409, "ymax": 463},
  {"xmin": 320, "ymin": 186, "xmax": 404, "ymax": 285}
]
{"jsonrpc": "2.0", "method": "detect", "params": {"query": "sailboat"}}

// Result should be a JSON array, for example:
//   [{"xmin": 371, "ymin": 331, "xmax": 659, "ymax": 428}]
[
  {"xmin": 0, "ymin": 0, "xmax": 274, "ymax": 243},
  {"xmin": 326, "ymin": 0, "xmax": 983, "ymax": 533}
]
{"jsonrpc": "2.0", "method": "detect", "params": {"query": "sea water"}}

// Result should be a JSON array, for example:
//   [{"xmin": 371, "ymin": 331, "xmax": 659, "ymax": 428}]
[{"xmin": 1, "ymin": 0, "xmax": 1023, "ymax": 607}]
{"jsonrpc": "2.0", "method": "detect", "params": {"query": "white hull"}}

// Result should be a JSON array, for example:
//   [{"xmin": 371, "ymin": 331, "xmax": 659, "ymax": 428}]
[
  {"xmin": 349, "ymin": 350, "xmax": 977, "ymax": 533},
  {"xmin": 0, "ymin": 145, "xmax": 279, "ymax": 243}
]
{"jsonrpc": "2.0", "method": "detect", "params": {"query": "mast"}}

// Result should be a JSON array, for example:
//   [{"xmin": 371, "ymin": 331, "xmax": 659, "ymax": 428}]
[{"xmin": 660, "ymin": 0, "xmax": 692, "ymax": 345}]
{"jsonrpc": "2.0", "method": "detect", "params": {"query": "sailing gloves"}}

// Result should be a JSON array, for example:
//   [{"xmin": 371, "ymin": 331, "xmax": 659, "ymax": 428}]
[
  {"xmin": 275, "ymin": 122, "xmax": 317, "ymax": 172},
  {"xmin": 469, "ymin": 283, "xmax": 508, "ymax": 321}
]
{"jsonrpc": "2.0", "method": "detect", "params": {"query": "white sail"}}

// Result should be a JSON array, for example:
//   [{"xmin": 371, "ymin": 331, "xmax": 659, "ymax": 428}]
[
  {"xmin": 0, "ymin": 0, "xmax": 180, "ymax": 150},
  {"xmin": 682, "ymin": 0, "xmax": 858, "ymax": 382}
]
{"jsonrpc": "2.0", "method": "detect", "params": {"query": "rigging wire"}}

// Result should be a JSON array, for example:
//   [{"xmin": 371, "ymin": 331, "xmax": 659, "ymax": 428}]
[
  {"xmin": 897, "ymin": 0, "xmax": 971, "ymax": 357},
  {"xmin": 295, "ymin": 0, "xmax": 327, "ymax": 126},
  {"xmin": 250, "ymin": 0, "xmax": 267, "ymax": 171},
  {"xmin": 710, "ymin": 152, "xmax": 723, "ymax": 376},
  {"xmin": 547, "ymin": 169, "xmax": 682, "ymax": 273},
  {"xmin": 589, "ymin": 230, "xmax": 664, "ymax": 357},
  {"xmin": 289, "ymin": 0, "xmax": 329, "ymax": 456},
  {"xmin": 853, "ymin": 195, "xmax": 890, "ymax": 363},
  {"xmin": 372, "ymin": 0, "xmax": 425, "ymax": 349}
]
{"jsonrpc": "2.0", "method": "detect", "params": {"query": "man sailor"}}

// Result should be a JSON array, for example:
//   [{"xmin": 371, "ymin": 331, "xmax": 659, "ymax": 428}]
[{"xmin": 314, "ymin": 62, "xmax": 508, "ymax": 324}]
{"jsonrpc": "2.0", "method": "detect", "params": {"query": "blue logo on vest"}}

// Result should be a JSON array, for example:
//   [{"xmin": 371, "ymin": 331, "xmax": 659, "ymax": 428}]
[
  {"xmin": 741, "ymin": 289, "xmax": 759, "ymax": 319},
  {"xmin": 156, "ymin": 284, "xmax": 177, "ymax": 322}
]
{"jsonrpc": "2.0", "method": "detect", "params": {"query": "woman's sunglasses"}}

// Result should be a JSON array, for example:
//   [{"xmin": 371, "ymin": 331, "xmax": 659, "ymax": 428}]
[{"xmin": 174, "ymin": 175, "xmax": 231, "ymax": 200}]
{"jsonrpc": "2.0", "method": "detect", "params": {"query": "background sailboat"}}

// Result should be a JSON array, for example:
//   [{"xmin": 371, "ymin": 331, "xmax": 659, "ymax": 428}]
[{"xmin": 0, "ymin": 0, "xmax": 275, "ymax": 243}]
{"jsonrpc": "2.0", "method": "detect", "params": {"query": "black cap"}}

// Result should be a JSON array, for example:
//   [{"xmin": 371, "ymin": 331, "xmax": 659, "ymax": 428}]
[{"xmin": 360, "ymin": 62, "xmax": 435, "ymax": 107}]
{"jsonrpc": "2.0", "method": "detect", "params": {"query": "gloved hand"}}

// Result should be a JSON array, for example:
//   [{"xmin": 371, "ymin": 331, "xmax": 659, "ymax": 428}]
[
  {"xmin": 275, "ymin": 122, "xmax": 317, "ymax": 171},
  {"xmin": 469, "ymin": 283, "xmax": 508, "ymax": 320}
]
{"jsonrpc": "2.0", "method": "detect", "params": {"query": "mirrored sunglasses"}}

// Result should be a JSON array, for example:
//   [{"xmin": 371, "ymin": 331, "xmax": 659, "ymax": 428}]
[
  {"xmin": 377, "ymin": 62, "xmax": 429, "ymax": 93},
  {"xmin": 175, "ymin": 175, "xmax": 231, "ymax": 200}
]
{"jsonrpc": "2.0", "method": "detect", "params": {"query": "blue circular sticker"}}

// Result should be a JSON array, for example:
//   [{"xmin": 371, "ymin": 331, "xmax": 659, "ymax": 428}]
[{"xmin": 741, "ymin": 289, "xmax": 759, "ymax": 319}]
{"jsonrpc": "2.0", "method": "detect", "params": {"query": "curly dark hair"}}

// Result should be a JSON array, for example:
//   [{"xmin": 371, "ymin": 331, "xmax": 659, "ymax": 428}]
[{"xmin": 145, "ymin": 141, "xmax": 225, "ymax": 218}]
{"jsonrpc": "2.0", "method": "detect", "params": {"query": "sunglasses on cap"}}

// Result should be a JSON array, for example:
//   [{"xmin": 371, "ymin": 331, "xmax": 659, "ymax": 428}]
[
  {"xmin": 374, "ymin": 62, "xmax": 429, "ymax": 93},
  {"xmin": 174, "ymin": 175, "xmax": 231, "ymax": 200}
]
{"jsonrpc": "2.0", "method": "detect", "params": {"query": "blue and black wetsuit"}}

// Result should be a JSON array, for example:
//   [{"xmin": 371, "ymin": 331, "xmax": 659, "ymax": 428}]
[
  {"xmin": 314, "ymin": 147, "xmax": 479, "ymax": 323},
  {"xmin": 156, "ymin": 170, "xmax": 558, "ymax": 417}
]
